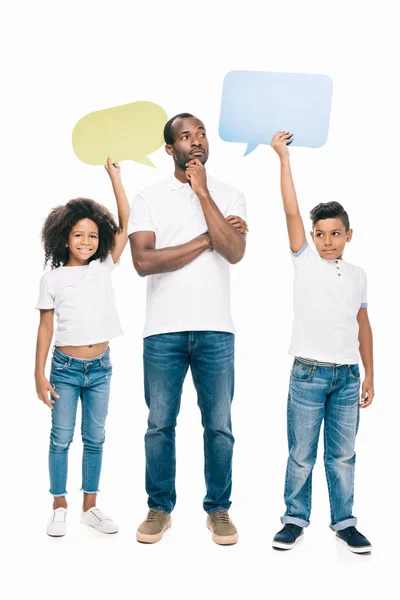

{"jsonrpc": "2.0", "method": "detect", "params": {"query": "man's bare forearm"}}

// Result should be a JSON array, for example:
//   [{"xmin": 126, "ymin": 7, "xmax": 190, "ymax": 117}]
[
  {"xmin": 196, "ymin": 190, "xmax": 245, "ymax": 264},
  {"xmin": 131, "ymin": 234, "xmax": 211, "ymax": 277}
]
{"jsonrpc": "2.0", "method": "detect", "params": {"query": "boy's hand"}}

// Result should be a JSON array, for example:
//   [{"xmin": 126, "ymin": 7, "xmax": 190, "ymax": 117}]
[
  {"xmin": 226, "ymin": 215, "xmax": 248, "ymax": 235},
  {"xmin": 360, "ymin": 377, "xmax": 374, "ymax": 408},
  {"xmin": 271, "ymin": 131, "xmax": 294, "ymax": 160},
  {"xmin": 35, "ymin": 375, "xmax": 59, "ymax": 409},
  {"xmin": 104, "ymin": 157, "xmax": 121, "ymax": 182}
]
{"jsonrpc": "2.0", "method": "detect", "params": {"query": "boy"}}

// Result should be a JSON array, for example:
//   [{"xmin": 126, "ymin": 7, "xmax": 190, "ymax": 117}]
[{"xmin": 271, "ymin": 131, "xmax": 374, "ymax": 553}]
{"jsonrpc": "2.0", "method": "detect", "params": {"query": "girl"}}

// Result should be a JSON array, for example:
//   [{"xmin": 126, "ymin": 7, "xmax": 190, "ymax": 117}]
[{"xmin": 35, "ymin": 159, "xmax": 129, "ymax": 536}]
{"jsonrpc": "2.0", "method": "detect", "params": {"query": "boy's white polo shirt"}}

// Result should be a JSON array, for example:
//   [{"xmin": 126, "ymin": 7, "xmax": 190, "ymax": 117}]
[
  {"xmin": 289, "ymin": 241, "xmax": 368, "ymax": 364},
  {"xmin": 128, "ymin": 174, "xmax": 247, "ymax": 338}
]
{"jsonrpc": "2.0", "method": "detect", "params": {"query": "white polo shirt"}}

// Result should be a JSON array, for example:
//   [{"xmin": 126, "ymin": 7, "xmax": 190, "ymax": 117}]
[
  {"xmin": 128, "ymin": 174, "xmax": 247, "ymax": 338},
  {"xmin": 289, "ymin": 241, "xmax": 368, "ymax": 364},
  {"xmin": 36, "ymin": 254, "xmax": 123, "ymax": 346}
]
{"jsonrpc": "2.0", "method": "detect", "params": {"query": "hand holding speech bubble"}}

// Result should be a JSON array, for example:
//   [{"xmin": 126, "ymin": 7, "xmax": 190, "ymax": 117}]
[
  {"xmin": 219, "ymin": 71, "xmax": 333, "ymax": 155},
  {"xmin": 72, "ymin": 101, "xmax": 168, "ymax": 167}
]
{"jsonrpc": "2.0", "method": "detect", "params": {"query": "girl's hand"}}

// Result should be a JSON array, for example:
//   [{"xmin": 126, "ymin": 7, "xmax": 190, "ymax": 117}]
[
  {"xmin": 104, "ymin": 157, "xmax": 121, "ymax": 182},
  {"xmin": 271, "ymin": 131, "xmax": 293, "ymax": 160},
  {"xmin": 35, "ymin": 375, "xmax": 59, "ymax": 409}
]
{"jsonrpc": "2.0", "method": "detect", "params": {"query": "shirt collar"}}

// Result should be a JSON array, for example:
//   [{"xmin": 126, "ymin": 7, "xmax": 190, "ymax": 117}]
[{"xmin": 168, "ymin": 174, "xmax": 216, "ymax": 192}]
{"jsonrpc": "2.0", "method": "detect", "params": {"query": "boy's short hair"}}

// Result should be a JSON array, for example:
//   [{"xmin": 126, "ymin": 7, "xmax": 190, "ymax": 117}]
[{"xmin": 310, "ymin": 202, "xmax": 350, "ymax": 232}]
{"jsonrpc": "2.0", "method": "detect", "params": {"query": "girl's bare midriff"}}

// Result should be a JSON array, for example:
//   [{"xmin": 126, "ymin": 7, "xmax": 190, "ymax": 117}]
[{"xmin": 56, "ymin": 341, "xmax": 109, "ymax": 359}]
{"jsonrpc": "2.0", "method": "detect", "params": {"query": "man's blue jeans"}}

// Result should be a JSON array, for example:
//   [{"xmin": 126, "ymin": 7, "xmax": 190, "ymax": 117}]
[
  {"xmin": 143, "ymin": 331, "xmax": 235, "ymax": 514},
  {"xmin": 282, "ymin": 359, "xmax": 361, "ymax": 531},
  {"xmin": 49, "ymin": 347, "xmax": 112, "ymax": 496}
]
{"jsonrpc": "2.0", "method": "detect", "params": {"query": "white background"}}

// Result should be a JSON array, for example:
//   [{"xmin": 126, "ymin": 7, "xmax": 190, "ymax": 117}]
[{"xmin": 1, "ymin": 1, "xmax": 399, "ymax": 598}]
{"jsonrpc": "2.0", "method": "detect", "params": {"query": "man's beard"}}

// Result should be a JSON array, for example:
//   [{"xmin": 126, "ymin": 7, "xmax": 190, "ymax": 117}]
[{"xmin": 174, "ymin": 149, "xmax": 207, "ymax": 170}]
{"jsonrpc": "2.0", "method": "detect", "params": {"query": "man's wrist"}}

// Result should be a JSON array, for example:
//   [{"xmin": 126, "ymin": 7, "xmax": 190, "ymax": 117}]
[{"xmin": 195, "ymin": 188, "xmax": 211, "ymax": 201}]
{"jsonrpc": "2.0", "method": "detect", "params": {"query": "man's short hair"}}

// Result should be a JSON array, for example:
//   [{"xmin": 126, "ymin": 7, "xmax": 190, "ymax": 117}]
[
  {"xmin": 163, "ymin": 113, "xmax": 194, "ymax": 145},
  {"xmin": 310, "ymin": 201, "xmax": 350, "ymax": 232}
]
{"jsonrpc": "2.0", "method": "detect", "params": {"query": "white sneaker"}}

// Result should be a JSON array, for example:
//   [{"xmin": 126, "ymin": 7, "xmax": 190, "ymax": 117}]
[
  {"xmin": 46, "ymin": 507, "xmax": 67, "ymax": 537},
  {"xmin": 80, "ymin": 507, "xmax": 118, "ymax": 534}
]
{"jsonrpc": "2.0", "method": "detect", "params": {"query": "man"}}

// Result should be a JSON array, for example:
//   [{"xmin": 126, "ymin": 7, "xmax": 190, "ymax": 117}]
[{"xmin": 128, "ymin": 113, "xmax": 247, "ymax": 545}]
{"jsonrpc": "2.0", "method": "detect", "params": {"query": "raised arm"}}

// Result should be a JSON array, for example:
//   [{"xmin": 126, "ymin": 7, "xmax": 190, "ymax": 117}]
[
  {"xmin": 130, "ymin": 230, "xmax": 212, "ymax": 277},
  {"xmin": 184, "ymin": 159, "xmax": 246, "ymax": 264},
  {"xmin": 357, "ymin": 307, "xmax": 374, "ymax": 408},
  {"xmin": 35, "ymin": 309, "xmax": 59, "ymax": 408},
  {"xmin": 104, "ymin": 158, "xmax": 130, "ymax": 263},
  {"xmin": 271, "ymin": 132, "xmax": 306, "ymax": 253}
]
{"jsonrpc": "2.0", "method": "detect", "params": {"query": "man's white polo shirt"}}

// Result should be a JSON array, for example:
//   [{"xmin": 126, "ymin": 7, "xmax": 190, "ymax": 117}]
[
  {"xmin": 128, "ymin": 175, "xmax": 247, "ymax": 338},
  {"xmin": 289, "ymin": 241, "xmax": 368, "ymax": 364}
]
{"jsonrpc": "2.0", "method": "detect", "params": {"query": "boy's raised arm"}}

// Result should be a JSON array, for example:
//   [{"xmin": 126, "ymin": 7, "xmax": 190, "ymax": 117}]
[{"xmin": 271, "ymin": 132, "xmax": 306, "ymax": 253}]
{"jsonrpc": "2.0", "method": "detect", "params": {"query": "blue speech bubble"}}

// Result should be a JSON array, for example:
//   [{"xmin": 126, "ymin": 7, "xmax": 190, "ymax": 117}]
[{"xmin": 219, "ymin": 70, "xmax": 333, "ymax": 155}]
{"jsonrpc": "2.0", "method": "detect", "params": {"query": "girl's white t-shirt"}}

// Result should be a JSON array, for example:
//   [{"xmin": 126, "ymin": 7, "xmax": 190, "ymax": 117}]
[{"xmin": 35, "ymin": 254, "xmax": 123, "ymax": 346}]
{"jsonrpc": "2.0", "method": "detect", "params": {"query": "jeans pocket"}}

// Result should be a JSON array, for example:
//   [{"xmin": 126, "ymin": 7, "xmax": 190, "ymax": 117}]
[
  {"xmin": 100, "ymin": 357, "xmax": 112, "ymax": 370},
  {"xmin": 348, "ymin": 364, "xmax": 360, "ymax": 380},
  {"xmin": 291, "ymin": 360, "xmax": 315, "ymax": 381},
  {"xmin": 51, "ymin": 357, "xmax": 69, "ymax": 371}
]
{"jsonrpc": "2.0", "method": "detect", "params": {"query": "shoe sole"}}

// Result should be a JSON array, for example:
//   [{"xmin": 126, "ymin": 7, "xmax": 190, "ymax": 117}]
[
  {"xmin": 336, "ymin": 535, "xmax": 372, "ymax": 553},
  {"xmin": 272, "ymin": 532, "xmax": 304, "ymax": 550},
  {"xmin": 207, "ymin": 523, "xmax": 238, "ymax": 545},
  {"xmin": 136, "ymin": 519, "xmax": 171, "ymax": 543},
  {"xmin": 46, "ymin": 532, "xmax": 66, "ymax": 537}
]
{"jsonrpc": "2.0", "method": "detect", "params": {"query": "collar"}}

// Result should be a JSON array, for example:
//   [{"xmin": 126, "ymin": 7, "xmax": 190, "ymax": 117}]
[{"xmin": 168, "ymin": 174, "xmax": 216, "ymax": 192}]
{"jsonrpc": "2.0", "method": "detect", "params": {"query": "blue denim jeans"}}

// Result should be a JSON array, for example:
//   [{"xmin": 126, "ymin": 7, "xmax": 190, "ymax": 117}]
[
  {"xmin": 143, "ymin": 331, "xmax": 235, "ymax": 514},
  {"xmin": 282, "ymin": 359, "xmax": 361, "ymax": 531},
  {"xmin": 49, "ymin": 347, "xmax": 112, "ymax": 496}
]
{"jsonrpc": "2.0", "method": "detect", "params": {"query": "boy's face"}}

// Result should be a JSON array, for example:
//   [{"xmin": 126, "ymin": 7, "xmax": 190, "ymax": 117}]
[{"xmin": 311, "ymin": 218, "xmax": 352, "ymax": 260}]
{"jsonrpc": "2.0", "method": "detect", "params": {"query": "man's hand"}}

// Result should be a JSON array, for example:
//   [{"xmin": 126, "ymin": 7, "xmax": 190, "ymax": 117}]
[
  {"xmin": 36, "ymin": 375, "xmax": 59, "ymax": 409},
  {"xmin": 104, "ymin": 157, "xmax": 121, "ymax": 183},
  {"xmin": 227, "ymin": 215, "xmax": 248, "ymax": 235},
  {"xmin": 360, "ymin": 377, "xmax": 374, "ymax": 408},
  {"xmin": 185, "ymin": 158, "xmax": 208, "ymax": 196},
  {"xmin": 271, "ymin": 131, "xmax": 293, "ymax": 160}
]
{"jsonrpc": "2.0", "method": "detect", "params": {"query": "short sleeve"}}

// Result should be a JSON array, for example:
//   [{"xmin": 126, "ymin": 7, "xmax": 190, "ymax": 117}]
[
  {"xmin": 227, "ymin": 193, "xmax": 247, "ymax": 222},
  {"xmin": 35, "ymin": 274, "xmax": 55, "ymax": 310},
  {"xmin": 290, "ymin": 241, "xmax": 317, "ymax": 269},
  {"xmin": 360, "ymin": 270, "xmax": 368, "ymax": 308},
  {"xmin": 101, "ymin": 253, "xmax": 118, "ymax": 271},
  {"xmin": 128, "ymin": 194, "xmax": 155, "ymax": 236}
]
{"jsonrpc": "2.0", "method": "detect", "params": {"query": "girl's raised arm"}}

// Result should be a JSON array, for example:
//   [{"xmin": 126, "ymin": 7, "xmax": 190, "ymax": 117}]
[{"xmin": 104, "ymin": 158, "xmax": 130, "ymax": 263}]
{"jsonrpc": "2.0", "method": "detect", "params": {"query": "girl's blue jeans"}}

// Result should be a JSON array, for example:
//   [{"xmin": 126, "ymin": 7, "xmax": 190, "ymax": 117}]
[{"xmin": 49, "ymin": 347, "xmax": 112, "ymax": 496}]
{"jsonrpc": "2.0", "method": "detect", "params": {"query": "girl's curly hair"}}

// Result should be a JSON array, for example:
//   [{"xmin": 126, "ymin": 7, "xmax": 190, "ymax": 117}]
[{"xmin": 41, "ymin": 198, "xmax": 118, "ymax": 268}]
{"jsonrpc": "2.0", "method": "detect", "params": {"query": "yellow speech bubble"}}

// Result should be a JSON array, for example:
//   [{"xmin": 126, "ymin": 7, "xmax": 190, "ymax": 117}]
[{"xmin": 72, "ymin": 101, "xmax": 168, "ymax": 167}]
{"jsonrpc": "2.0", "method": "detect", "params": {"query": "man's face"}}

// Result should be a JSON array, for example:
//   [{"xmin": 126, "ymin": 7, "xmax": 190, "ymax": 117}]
[
  {"xmin": 166, "ymin": 117, "xmax": 209, "ymax": 170},
  {"xmin": 311, "ymin": 217, "xmax": 352, "ymax": 260}
]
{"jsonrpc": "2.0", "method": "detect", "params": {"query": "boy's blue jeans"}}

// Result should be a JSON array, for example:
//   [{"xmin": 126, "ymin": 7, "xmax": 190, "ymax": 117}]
[
  {"xmin": 143, "ymin": 331, "xmax": 235, "ymax": 514},
  {"xmin": 282, "ymin": 359, "xmax": 361, "ymax": 532},
  {"xmin": 49, "ymin": 347, "xmax": 112, "ymax": 496}
]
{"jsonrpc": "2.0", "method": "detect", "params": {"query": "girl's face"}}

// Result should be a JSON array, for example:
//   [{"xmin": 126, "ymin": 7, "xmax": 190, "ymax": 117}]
[{"xmin": 67, "ymin": 218, "xmax": 99, "ymax": 265}]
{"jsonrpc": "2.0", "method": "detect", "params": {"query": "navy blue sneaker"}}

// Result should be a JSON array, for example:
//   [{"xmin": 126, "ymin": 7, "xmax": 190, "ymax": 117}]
[
  {"xmin": 272, "ymin": 523, "xmax": 304, "ymax": 550},
  {"xmin": 336, "ymin": 526, "xmax": 372, "ymax": 553}
]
